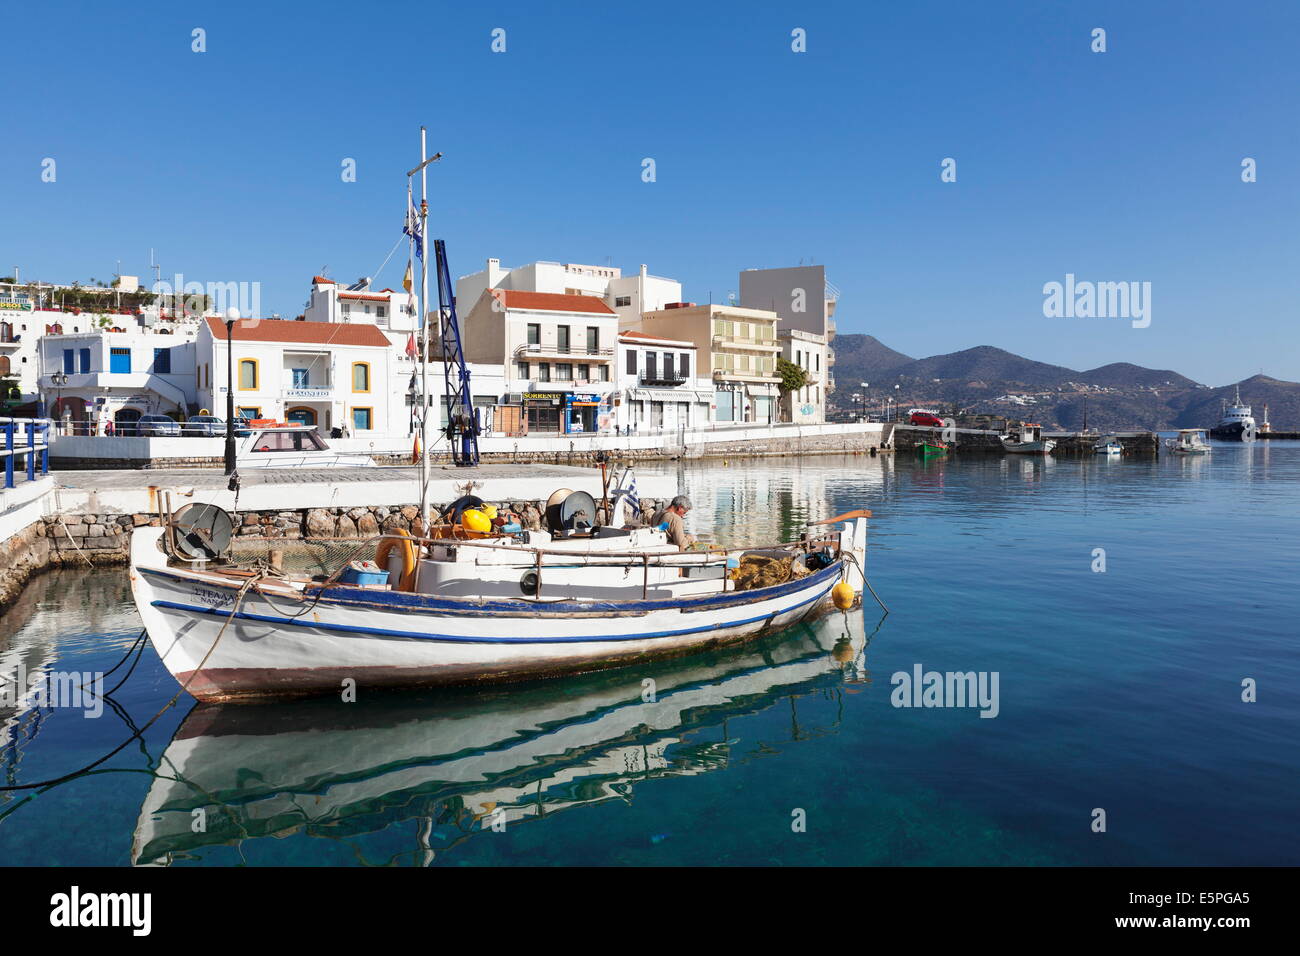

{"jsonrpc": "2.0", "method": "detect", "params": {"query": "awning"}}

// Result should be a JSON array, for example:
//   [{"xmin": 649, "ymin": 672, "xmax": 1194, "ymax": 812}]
[{"xmin": 632, "ymin": 388, "xmax": 707, "ymax": 402}]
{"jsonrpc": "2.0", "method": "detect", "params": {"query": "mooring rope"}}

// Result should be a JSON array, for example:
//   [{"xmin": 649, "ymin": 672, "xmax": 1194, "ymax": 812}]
[
  {"xmin": 841, "ymin": 550, "xmax": 889, "ymax": 615},
  {"xmin": 0, "ymin": 571, "xmax": 266, "ymax": 792}
]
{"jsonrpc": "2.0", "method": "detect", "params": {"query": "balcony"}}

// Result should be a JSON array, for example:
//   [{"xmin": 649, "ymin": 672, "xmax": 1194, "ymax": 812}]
[
  {"xmin": 515, "ymin": 343, "xmax": 613, "ymax": 359},
  {"xmin": 712, "ymin": 335, "xmax": 780, "ymax": 353},
  {"xmin": 713, "ymin": 369, "xmax": 780, "ymax": 384},
  {"xmin": 639, "ymin": 372, "xmax": 688, "ymax": 387}
]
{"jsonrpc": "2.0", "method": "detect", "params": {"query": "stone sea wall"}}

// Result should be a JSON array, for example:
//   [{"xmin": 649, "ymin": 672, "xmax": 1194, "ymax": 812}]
[{"xmin": 0, "ymin": 496, "xmax": 677, "ymax": 610}]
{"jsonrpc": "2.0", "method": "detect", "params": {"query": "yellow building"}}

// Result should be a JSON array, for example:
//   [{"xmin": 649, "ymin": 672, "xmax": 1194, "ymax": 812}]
[{"xmin": 636, "ymin": 304, "xmax": 781, "ymax": 423}]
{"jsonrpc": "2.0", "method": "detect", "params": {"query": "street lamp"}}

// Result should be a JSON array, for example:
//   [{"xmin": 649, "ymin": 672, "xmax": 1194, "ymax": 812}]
[
  {"xmin": 224, "ymin": 307, "xmax": 239, "ymax": 475},
  {"xmin": 50, "ymin": 371, "xmax": 68, "ymax": 432}
]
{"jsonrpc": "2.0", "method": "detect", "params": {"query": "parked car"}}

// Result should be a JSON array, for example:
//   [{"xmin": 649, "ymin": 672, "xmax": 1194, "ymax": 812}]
[
  {"xmin": 181, "ymin": 414, "xmax": 226, "ymax": 437},
  {"xmin": 136, "ymin": 414, "xmax": 182, "ymax": 437},
  {"xmin": 909, "ymin": 411, "xmax": 945, "ymax": 427}
]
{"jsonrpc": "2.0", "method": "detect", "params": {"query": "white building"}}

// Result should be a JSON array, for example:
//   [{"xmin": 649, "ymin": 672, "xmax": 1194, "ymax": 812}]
[
  {"xmin": 779, "ymin": 328, "xmax": 828, "ymax": 423},
  {"xmin": 615, "ymin": 331, "xmax": 712, "ymax": 434},
  {"xmin": 38, "ymin": 327, "xmax": 198, "ymax": 432},
  {"xmin": 460, "ymin": 289, "xmax": 618, "ymax": 434},
  {"xmin": 456, "ymin": 259, "xmax": 683, "ymax": 331},
  {"xmin": 301, "ymin": 275, "xmax": 415, "ymax": 348},
  {"xmin": 196, "ymin": 317, "xmax": 396, "ymax": 437},
  {"xmin": 5, "ymin": 274, "xmax": 218, "ymax": 404}
]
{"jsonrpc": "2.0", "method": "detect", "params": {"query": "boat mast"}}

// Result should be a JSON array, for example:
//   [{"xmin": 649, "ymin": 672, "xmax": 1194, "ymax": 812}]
[{"xmin": 415, "ymin": 128, "xmax": 432, "ymax": 528}]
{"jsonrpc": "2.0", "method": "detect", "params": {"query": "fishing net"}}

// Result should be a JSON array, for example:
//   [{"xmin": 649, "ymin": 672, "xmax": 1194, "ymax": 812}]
[
  {"xmin": 225, "ymin": 537, "xmax": 378, "ymax": 577},
  {"xmin": 727, "ymin": 553, "xmax": 811, "ymax": 591}
]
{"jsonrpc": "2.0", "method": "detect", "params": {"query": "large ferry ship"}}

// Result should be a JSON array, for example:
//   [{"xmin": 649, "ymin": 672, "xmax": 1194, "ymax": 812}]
[{"xmin": 1209, "ymin": 385, "xmax": 1255, "ymax": 441}]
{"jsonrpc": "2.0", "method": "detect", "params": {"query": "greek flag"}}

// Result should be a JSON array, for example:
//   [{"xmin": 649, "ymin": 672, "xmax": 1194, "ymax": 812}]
[
  {"xmin": 624, "ymin": 473, "xmax": 640, "ymax": 512},
  {"xmin": 403, "ymin": 198, "xmax": 423, "ymax": 260}
]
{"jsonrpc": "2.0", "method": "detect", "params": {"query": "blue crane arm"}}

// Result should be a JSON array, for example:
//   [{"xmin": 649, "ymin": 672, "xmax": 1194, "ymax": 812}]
[{"xmin": 433, "ymin": 239, "xmax": 480, "ymax": 467}]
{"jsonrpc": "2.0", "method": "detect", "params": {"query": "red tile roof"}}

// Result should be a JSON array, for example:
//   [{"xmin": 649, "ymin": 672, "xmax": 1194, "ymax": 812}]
[
  {"xmin": 312, "ymin": 276, "xmax": 335, "ymax": 284},
  {"xmin": 338, "ymin": 291, "xmax": 392, "ymax": 301},
  {"xmin": 495, "ymin": 290, "xmax": 616, "ymax": 315},
  {"xmin": 203, "ymin": 316, "xmax": 391, "ymax": 348}
]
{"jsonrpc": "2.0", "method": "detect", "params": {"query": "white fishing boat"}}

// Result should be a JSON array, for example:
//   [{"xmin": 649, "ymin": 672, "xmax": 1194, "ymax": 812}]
[
  {"xmin": 1001, "ymin": 422, "xmax": 1056, "ymax": 455},
  {"xmin": 1094, "ymin": 438, "xmax": 1122, "ymax": 455},
  {"xmin": 128, "ymin": 500, "xmax": 869, "ymax": 702},
  {"xmin": 1167, "ymin": 428, "xmax": 1211, "ymax": 455}
]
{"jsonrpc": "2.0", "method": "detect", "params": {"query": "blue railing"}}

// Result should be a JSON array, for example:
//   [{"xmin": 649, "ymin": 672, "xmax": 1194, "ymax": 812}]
[{"xmin": 0, "ymin": 418, "xmax": 52, "ymax": 488}]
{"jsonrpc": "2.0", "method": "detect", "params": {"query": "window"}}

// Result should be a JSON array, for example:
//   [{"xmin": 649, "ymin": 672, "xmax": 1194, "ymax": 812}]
[
  {"xmin": 557, "ymin": 326, "xmax": 570, "ymax": 353},
  {"xmin": 292, "ymin": 368, "xmax": 309, "ymax": 388},
  {"xmin": 663, "ymin": 353, "xmax": 675, "ymax": 381},
  {"xmin": 586, "ymin": 327, "xmax": 599, "ymax": 353},
  {"xmin": 680, "ymin": 353, "xmax": 690, "ymax": 379},
  {"xmin": 110, "ymin": 348, "xmax": 131, "ymax": 374},
  {"xmin": 286, "ymin": 407, "xmax": 317, "ymax": 426},
  {"xmin": 645, "ymin": 352, "xmax": 657, "ymax": 381},
  {"xmin": 238, "ymin": 359, "xmax": 258, "ymax": 390},
  {"xmin": 626, "ymin": 350, "xmax": 637, "ymax": 375},
  {"xmin": 599, "ymin": 364, "xmax": 609, "ymax": 382},
  {"xmin": 577, "ymin": 363, "xmax": 589, "ymax": 380},
  {"xmin": 377, "ymin": 306, "xmax": 386, "ymax": 318},
  {"xmin": 237, "ymin": 406, "xmax": 262, "ymax": 420},
  {"xmin": 517, "ymin": 360, "xmax": 529, "ymax": 379},
  {"xmin": 556, "ymin": 363, "xmax": 572, "ymax": 381},
  {"xmin": 527, "ymin": 323, "xmax": 540, "ymax": 346},
  {"xmin": 537, "ymin": 362, "xmax": 551, "ymax": 382},
  {"xmin": 75, "ymin": 348, "xmax": 88, "ymax": 373},
  {"xmin": 62, "ymin": 349, "xmax": 74, "ymax": 374},
  {"xmin": 614, "ymin": 295, "xmax": 631, "ymax": 308},
  {"xmin": 352, "ymin": 407, "xmax": 373, "ymax": 431},
  {"xmin": 352, "ymin": 362, "xmax": 370, "ymax": 392},
  {"xmin": 342, "ymin": 304, "xmax": 351, "ymax": 315},
  {"xmin": 153, "ymin": 348, "xmax": 171, "ymax": 374}
]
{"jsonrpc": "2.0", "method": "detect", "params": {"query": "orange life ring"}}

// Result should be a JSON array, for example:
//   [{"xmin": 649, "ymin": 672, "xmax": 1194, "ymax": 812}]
[{"xmin": 375, "ymin": 529, "xmax": 417, "ymax": 591}]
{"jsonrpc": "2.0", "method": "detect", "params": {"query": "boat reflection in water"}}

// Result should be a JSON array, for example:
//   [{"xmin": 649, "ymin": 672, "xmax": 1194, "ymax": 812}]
[{"xmin": 133, "ymin": 612, "xmax": 876, "ymax": 865}]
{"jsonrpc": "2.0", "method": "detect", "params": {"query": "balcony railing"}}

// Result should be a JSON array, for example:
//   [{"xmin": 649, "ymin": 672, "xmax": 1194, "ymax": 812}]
[
  {"xmin": 639, "ymin": 372, "xmax": 689, "ymax": 387},
  {"xmin": 712, "ymin": 335, "xmax": 780, "ymax": 352},
  {"xmin": 515, "ymin": 343, "xmax": 613, "ymax": 359}
]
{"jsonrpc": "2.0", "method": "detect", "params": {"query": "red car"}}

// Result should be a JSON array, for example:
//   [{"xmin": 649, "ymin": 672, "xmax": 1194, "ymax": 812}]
[{"xmin": 910, "ymin": 411, "xmax": 944, "ymax": 427}]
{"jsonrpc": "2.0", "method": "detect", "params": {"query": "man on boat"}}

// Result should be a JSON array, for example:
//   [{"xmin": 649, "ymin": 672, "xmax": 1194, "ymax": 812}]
[{"xmin": 650, "ymin": 495, "xmax": 696, "ymax": 550}]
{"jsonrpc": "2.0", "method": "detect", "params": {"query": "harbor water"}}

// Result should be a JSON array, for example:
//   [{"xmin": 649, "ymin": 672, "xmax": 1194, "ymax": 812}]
[{"xmin": 2, "ymin": 444, "xmax": 1298, "ymax": 865}]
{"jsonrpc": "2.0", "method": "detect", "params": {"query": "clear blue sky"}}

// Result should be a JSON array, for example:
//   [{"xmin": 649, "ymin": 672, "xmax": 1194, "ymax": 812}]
[{"xmin": 4, "ymin": 1, "xmax": 1297, "ymax": 384}]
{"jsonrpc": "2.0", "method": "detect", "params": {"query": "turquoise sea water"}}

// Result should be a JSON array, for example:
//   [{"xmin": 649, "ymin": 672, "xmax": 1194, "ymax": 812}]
[{"xmin": 2, "ymin": 443, "xmax": 1297, "ymax": 866}]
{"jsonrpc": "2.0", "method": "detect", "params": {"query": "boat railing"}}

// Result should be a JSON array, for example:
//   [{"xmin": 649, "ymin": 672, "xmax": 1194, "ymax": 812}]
[{"xmin": 216, "ymin": 530, "xmax": 829, "ymax": 602}]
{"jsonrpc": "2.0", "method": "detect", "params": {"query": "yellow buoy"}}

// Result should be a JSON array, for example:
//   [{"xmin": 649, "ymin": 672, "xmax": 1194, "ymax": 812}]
[
  {"xmin": 482, "ymin": 504, "xmax": 498, "ymax": 520},
  {"xmin": 461, "ymin": 508, "xmax": 491, "ymax": 533},
  {"xmin": 831, "ymin": 580, "xmax": 856, "ymax": 610}
]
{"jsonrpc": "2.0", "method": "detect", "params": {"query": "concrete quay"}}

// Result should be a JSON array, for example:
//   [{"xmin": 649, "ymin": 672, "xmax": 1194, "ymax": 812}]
[{"xmin": 0, "ymin": 464, "xmax": 679, "ymax": 612}]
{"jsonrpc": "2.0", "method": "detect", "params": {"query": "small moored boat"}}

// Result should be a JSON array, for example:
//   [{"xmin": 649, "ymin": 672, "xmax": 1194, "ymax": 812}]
[
  {"xmin": 1167, "ymin": 428, "xmax": 1211, "ymax": 455},
  {"xmin": 1002, "ymin": 423, "xmax": 1056, "ymax": 456},
  {"xmin": 129, "ymin": 501, "xmax": 870, "ymax": 702},
  {"xmin": 1094, "ymin": 438, "xmax": 1122, "ymax": 455}
]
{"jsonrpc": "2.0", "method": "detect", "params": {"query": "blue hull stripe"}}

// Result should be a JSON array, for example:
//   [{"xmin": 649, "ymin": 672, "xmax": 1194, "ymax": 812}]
[
  {"xmin": 150, "ymin": 582, "xmax": 834, "ymax": 646},
  {"xmin": 138, "ymin": 558, "xmax": 844, "ymax": 617}
]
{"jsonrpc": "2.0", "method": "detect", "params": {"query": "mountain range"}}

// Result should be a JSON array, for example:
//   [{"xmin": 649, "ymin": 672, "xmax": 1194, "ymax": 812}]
[{"xmin": 830, "ymin": 335, "xmax": 1299, "ymax": 431}]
